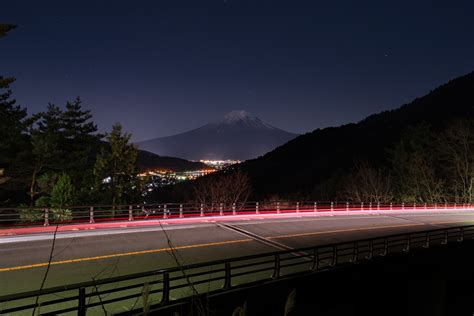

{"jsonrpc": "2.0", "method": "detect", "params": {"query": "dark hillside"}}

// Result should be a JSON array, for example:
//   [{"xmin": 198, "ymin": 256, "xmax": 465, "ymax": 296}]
[
  {"xmin": 137, "ymin": 150, "xmax": 209, "ymax": 172},
  {"xmin": 239, "ymin": 71, "xmax": 474, "ymax": 198}
]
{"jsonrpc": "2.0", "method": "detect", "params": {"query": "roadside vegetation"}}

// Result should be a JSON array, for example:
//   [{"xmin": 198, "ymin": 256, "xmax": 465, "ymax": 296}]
[
  {"xmin": 0, "ymin": 25, "xmax": 140, "ymax": 209},
  {"xmin": 343, "ymin": 119, "xmax": 474, "ymax": 204}
]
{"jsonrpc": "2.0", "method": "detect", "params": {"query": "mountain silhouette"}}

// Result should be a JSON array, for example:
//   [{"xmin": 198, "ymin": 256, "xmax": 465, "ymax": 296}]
[{"xmin": 136, "ymin": 111, "xmax": 298, "ymax": 160}]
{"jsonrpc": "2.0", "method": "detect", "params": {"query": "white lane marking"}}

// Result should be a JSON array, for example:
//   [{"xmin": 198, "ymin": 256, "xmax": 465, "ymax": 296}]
[
  {"xmin": 225, "ymin": 211, "xmax": 474, "ymax": 227},
  {"xmin": 216, "ymin": 223, "xmax": 292, "ymax": 251},
  {"xmin": 0, "ymin": 223, "xmax": 217, "ymax": 244}
]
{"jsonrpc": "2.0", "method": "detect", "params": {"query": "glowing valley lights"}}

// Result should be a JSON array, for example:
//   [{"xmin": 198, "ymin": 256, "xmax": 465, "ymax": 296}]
[
  {"xmin": 199, "ymin": 160, "xmax": 241, "ymax": 170},
  {"xmin": 138, "ymin": 169, "xmax": 215, "ymax": 179},
  {"xmin": 137, "ymin": 160, "xmax": 241, "ymax": 192}
]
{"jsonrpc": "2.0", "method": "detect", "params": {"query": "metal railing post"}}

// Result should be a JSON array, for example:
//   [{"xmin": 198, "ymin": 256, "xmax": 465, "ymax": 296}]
[
  {"xmin": 163, "ymin": 204, "xmax": 168, "ymax": 219},
  {"xmin": 390, "ymin": 202, "xmax": 393, "ymax": 210},
  {"xmin": 402, "ymin": 202, "xmax": 405, "ymax": 210},
  {"xmin": 458, "ymin": 227, "xmax": 464, "ymax": 242},
  {"xmin": 272, "ymin": 254, "xmax": 281, "ymax": 279},
  {"xmin": 200, "ymin": 204, "xmax": 204, "ymax": 217},
  {"xmin": 219, "ymin": 203, "xmax": 223, "ymax": 216},
  {"xmin": 351, "ymin": 242, "xmax": 358, "ymax": 263},
  {"xmin": 311, "ymin": 248, "xmax": 319, "ymax": 271},
  {"xmin": 296, "ymin": 202, "xmax": 299, "ymax": 213},
  {"xmin": 256, "ymin": 202, "xmax": 259, "ymax": 214},
  {"xmin": 232, "ymin": 203, "xmax": 236, "ymax": 215},
  {"xmin": 413, "ymin": 202, "xmax": 416, "ymax": 210},
  {"xmin": 128, "ymin": 205, "xmax": 133, "ymax": 221},
  {"xmin": 381, "ymin": 238, "xmax": 388, "ymax": 256},
  {"xmin": 161, "ymin": 272, "xmax": 169, "ymax": 305},
  {"xmin": 78, "ymin": 287, "xmax": 86, "ymax": 316},
  {"xmin": 441, "ymin": 230, "xmax": 449, "ymax": 245},
  {"xmin": 366, "ymin": 240, "xmax": 373, "ymax": 260},
  {"xmin": 346, "ymin": 202, "xmax": 349, "ymax": 211},
  {"xmin": 423, "ymin": 233, "xmax": 430, "ymax": 248},
  {"xmin": 369, "ymin": 202, "xmax": 372, "ymax": 211},
  {"xmin": 44, "ymin": 208, "xmax": 49, "ymax": 226},
  {"xmin": 330, "ymin": 245, "xmax": 337, "ymax": 266},
  {"xmin": 314, "ymin": 201, "xmax": 317, "ymax": 212},
  {"xmin": 89, "ymin": 206, "xmax": 94, "ymax": 224},
  {"xmin": 179, "ymin": 204, "xmax": 183, "ymax": 218},
  {"xmin": 223, "ymin": 262, "xmax": 232, "ymax": 289},
  {"xmin": 330, "ymin": 202, "xmax": 334, "ymax": 212},
  {"xmin": 277, "ymin": 202, "xmax": 280, "ymax": 214},
  {"xmin": 361, "ymin": 202, "xmax": 364, "ymax": 211},
  {"xmin": 377, "ymin": 202, "xmax": 380, "ymax": 211},
  {"xmin": 403, "ymin": 235, "xmax": 410, "ymax": 253}
]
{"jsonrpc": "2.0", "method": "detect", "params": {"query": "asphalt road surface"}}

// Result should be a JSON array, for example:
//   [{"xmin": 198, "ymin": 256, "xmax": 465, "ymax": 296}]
[{"xmin": 1, "ymin": 210, "xmax": 474, "ymax": 298}]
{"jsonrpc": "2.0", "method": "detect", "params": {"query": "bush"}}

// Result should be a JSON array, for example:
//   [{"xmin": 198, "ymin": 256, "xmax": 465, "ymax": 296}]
[
  {"xmin": 50, "ymin": 208, "xmax": 73, "ymax": 222},
  {"xmin": 18, "ymin": 206, "xmax": 44, "ymax": 223}
]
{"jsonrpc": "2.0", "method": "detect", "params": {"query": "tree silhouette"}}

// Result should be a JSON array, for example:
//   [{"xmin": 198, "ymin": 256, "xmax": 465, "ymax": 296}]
[
  {"xmin": 0, "ymin": 24, "xmax": 16, "ymax": 38},
  {"xmin": 94, "ymin": 123, "xmax": 139, "ymax": 208}
]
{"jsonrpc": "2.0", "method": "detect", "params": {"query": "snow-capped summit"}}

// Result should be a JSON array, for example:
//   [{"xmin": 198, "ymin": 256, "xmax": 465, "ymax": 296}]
[
  {"xmin": 223, "ymin": 110, "xmax": 255, "ymax": 122},
  {"xmin": 136, "ymin": 111, "xmax": 298, "ymax": 160},
  {"xmin": 214, "ymin": 111, "xmax": 275, "ymax": 130}
]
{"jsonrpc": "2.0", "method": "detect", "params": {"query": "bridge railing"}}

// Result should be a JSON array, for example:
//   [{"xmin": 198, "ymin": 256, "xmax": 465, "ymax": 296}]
[
  {"xmin": 0, "ymin": 201, "xmax": 473, "ymax": 228},
  {"xmin": 0, "ymin": 224, "xmax": 472, "ymax": 315}
]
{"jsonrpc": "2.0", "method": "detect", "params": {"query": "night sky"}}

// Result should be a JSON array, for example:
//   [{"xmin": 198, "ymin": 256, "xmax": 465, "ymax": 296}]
[{"xmin": 2, "ymin": 0, "xmax": 474, "ymax": 141}]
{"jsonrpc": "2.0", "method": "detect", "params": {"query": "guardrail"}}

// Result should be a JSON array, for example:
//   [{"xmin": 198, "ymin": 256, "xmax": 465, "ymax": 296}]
[
  {"xmin": 1, "ymin": 201, "xmax": 473, "ymax": 229},
  {"xmin": 1, "ymin": 224, "xmax": 472, "ymax": 315}
]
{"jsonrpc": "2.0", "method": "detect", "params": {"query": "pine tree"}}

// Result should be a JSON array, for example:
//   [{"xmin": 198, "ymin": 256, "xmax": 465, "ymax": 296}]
[
  {"xmin": 0, "ymin": 76, "xmax": 27, "ymax": 170},
  {"xmin": 0, "ymin": 23, "xmax": 30, "ymax": 205},
  {"xmin": 50, "ymin": 174, "xmax": 75, "ymax": 210},
  {"xmin": 94, "ymin": 123, "xmax": 139, "ymax": 207},
  {"xmin": 0, "ymin": 24, "xmax": 16, "ymax": 38},
  {"xmin": 62, "ymin": 97, "xmax": 102, "ymax": 198},
  {"xmin": 0, "ymin": 25, "xmax": 23, "ymax": 167},
  {"xmin": 28, "ymin": 104, "xmax": 64, "ymax": 204},
  {"xmin": 62, "ymin": 97, "xmax": 98, "ymax": 139}
]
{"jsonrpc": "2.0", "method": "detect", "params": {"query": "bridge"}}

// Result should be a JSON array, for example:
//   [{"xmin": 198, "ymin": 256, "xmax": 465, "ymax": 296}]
[{"xmin": 1, "ymin": 202, "xmax": 474, "ymax": 314}]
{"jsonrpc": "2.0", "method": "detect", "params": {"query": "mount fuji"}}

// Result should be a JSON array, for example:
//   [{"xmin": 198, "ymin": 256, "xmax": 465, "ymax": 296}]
[{"xmin": 136, "ymin": 111, "xmax": 298, "ymax": 160}]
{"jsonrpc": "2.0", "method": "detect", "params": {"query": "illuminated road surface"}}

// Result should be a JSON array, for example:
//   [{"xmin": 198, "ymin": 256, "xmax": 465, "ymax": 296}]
[{"xmin": 1, "ymin": 209, "xmax": 474, "ymax": 300}]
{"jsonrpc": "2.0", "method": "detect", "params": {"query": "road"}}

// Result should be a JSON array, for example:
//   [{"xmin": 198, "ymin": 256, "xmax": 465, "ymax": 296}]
[{"xmin": 1, "ymin": 209, "xmax": 474, "ymax": 299}]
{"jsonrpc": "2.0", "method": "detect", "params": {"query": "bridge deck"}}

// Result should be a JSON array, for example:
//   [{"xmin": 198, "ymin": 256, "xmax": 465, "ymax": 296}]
[{"xmin": 1, "ymin": 209, "xmax": 474, "ymax": 298}]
